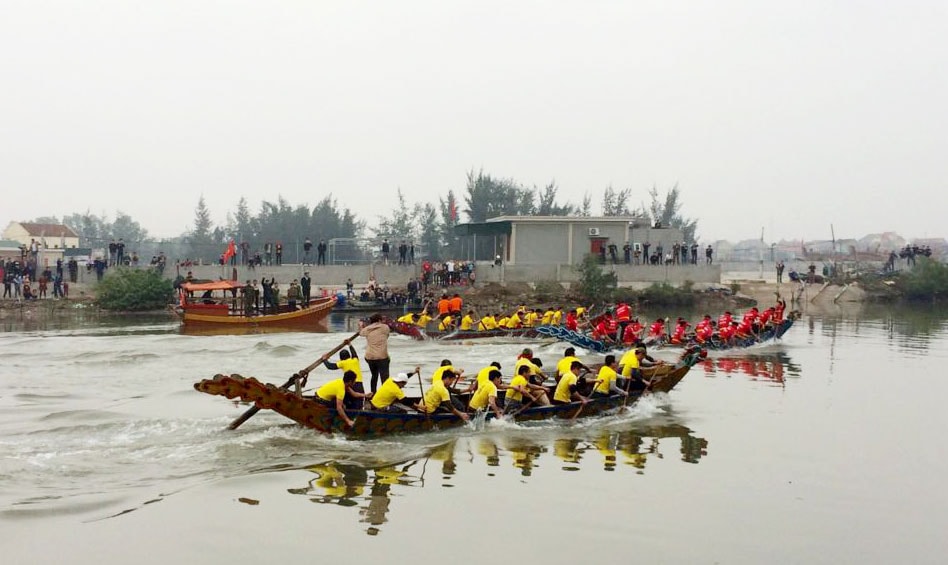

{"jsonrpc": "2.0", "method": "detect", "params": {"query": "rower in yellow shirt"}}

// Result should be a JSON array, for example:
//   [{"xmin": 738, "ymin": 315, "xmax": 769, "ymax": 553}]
[
  {"xmin": 322, "ymin": 342, "xmax": 365, "ymax": 409},
  {"xmin": 461, "ymin": 361, "xmax": 501, "ymax": 395},
  {"xmin": 478, "ymin": 313, "xmax": 497, "ymax": 331},
  {"xmin": 592, "ymin": 354, "xmax": 626, "ymax": 398},
  {"xmin": 506, "ymin": 311, "xmax": 522, "ymax": 328},
  {"xmin": 459, "ymin": 310, "xmax": 476, "ymax": 330},
  {"xmin": 552, "ymin": 306, "xmax": 563, "ymax": 325},
  {"xmin": 496, "ymin": 315, "xmax": 510, "ymax": 328},
  {"xmin": 468, "ymin": 369, "xmax": 504, "ymax": 419},
  {"xmin": 504, "ymin": 364, "xmax": 550, "ymax": 414},
  {"xmin": 555, "ymin": 347, "xmax": 589, "ymax": 379},
  {"xmin": 415, "ymin": 369, "xmax": 469, "ymax": 420},
  {"xmin": 553, "ymin": 360, "xmax": 589, "ymax": 405},
  {"xmin": 415, "ymin": 311, "xmax": 433, "ymax": 327},
  {"xmin": 396, "ymin": 312, "xmax": 415, "ymax": 324},
  {"xmin": 438, "ymin": 314, "xmax": 455, "ymax": 331},
  {"xmin": 370, "ymin": 370, "xmax": 417, "ymax": 411},
  {"xmin": 522, "ymin": 309, "xmax": 539, "ymax": 327},
  {"xmin": 315, "ymin": 371, "xmax": 372, "ymax": 427},
  {"xmin": 430, "ymin": 359, "xmax": 463, "ymax": 386},
  {"xmin": 540, "ymin": 308, "xmax": 555, "ymax": 325}
]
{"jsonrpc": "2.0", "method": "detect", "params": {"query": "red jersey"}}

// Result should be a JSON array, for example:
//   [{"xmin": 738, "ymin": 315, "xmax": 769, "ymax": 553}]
[
  {"xmin": 565, "ymin": 312, "xmax": 578, "ymax": 331},
  {"xmin": 648, "ymin": 321, "xmax": 665, "ymax": 337},
  {"xmin": 615, "ymin": 303, "xmax": 631, "ymax": 322}
]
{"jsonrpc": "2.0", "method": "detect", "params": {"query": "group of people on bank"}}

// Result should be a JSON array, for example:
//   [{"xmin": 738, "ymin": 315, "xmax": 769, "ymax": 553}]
[
  {"xmin": 598, "ymin": 241, "xmax": 714, "ymax": 266},
  {"xmin": 313, "ymin": 312, "xmax": 662, "ymax": 427}
]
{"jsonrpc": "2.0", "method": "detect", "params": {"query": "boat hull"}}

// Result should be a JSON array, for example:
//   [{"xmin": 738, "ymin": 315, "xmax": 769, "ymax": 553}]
[{"xmin": 177, "ymin": 296, "xmax": 336, "ymax": 328}]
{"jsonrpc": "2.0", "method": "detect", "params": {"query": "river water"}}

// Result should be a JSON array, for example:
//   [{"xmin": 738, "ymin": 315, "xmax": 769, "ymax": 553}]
[{"xmin": 1, "ymin": 307, "xmax": 947, "ymax": 564}]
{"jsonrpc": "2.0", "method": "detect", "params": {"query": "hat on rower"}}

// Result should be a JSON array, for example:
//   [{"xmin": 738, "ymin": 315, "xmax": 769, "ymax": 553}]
[{"xmin": 392, "ymin": 373, "xmax": 410, "ymax": 383}]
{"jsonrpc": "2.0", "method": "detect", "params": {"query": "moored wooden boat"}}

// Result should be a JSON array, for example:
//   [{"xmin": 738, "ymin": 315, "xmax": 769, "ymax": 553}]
[
  {"xmin": 193, "ymin": 348, "xmax": 704, "ymax": 438},
  {"xmin": 174, "ymin": 280, "xmax": 336, "ymax": 329}
]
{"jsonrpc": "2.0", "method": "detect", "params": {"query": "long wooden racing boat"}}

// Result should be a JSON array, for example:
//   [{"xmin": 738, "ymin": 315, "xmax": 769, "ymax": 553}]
[
  {"xmin": 538, "ymin": 316, "xmax": 798, "ymax": 352},
  {"xmin": 384, "ymin": 318, "xmax": 544, "ymax": 341},
  {"xmin": 193, "ymin": 348, "xmax": 704, "ymax": 438},
  {"xmin": 173, "ymin": 280, "xmax": 336, "ymax": 329}
]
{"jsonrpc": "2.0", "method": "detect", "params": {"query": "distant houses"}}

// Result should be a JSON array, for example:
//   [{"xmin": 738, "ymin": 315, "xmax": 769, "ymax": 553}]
[{"xmin": 2, "ymin": 221, "xmax": 81, "ymax": 270}]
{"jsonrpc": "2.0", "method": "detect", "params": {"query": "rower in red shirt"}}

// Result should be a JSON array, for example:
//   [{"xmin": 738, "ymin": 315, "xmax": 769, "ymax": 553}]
[
  {"xmin": 648, "ymin": 318, "xmax": 666, "ymax": 340},
  {"xmin": 670, "ymin": 319, "xmax": 689, "ymax": 344},
  {"xmin": 565, "ymin": 309, "xmax": 579, "ymax": 332},
  {"xmin": 622, "ymin": 319, "xmax": 643, "ymax": 344},
  {"xmin": 774, "ymin": 298, "xmax": 786, "ymax": 323},
  {"xmin": 695, "ymin": 321, "xmax": 715, "ymax": 343}
]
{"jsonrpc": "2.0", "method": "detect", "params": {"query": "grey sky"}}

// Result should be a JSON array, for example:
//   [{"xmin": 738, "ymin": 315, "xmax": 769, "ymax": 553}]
[{"xmin": 2, "ymin": 1, "xmax": 946, "ymax": 243}]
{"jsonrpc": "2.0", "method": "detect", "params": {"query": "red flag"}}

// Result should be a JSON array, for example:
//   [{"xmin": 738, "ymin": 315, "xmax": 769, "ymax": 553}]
[
  {"xmin": 450, "ymin": 200, "xmax": 457, "ymax": 222},
  {"xmin": 222, "ymin": 239, "xmax": 236, "ymax": 262}
]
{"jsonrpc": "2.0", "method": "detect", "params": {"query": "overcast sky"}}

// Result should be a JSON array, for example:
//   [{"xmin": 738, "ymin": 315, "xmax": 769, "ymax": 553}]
[{"xmin": 2, "ymin": 1, "xmax": 946, "ymax": 243}]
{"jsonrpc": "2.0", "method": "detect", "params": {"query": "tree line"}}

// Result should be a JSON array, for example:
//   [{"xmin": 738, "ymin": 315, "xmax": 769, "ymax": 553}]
[{"xmin": 30, "ymin": 170, "xmax": 697, "ymax": 263}]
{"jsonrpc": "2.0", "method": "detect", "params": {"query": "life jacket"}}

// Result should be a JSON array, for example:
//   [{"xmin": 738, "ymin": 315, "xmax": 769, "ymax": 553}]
[{"xmin": 615, "ymin": 303, "xmax": 631, "ymax": 321}]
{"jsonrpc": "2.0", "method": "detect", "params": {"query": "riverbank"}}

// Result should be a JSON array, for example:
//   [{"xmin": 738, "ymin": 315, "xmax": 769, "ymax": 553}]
[{"xmin": 0, "ymin": 277, "xmax": 871, "ymax": 322}]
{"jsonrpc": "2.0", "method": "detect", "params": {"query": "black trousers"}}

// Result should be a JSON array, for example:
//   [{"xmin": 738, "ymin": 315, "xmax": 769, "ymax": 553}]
[{"xmin": 367, "ymin": 358, "xmax": 391, "ymax": 393}]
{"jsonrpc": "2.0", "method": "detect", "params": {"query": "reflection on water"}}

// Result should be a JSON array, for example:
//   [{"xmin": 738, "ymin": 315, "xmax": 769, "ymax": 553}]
[
  {"xmin": 287, "ymin": 423, "xmax": 708, "ymax": 536},
  {"xmin": 698, "ymin": 351, "xmax": 802, "ymax": 384}
]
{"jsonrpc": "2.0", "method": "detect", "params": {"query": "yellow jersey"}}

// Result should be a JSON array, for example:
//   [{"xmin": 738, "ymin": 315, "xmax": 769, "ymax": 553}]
[
  {"xmin": 416, "ymin": 313, "xmax": 432, "ymax": 327},
  {"xmin": 316, "ymin": 378, "xmax": 347, "ymax": 401},
  {"xmin": 552, "ymin": 310, "xmax": 563, "ymax": 324},
  {"xmin": 619, "ymin": 349, "xmax": 640, "ymax": 378},
  {"xmin": 479, "ymin": 316, "xmax": 497, "ymax": 330},
  {"xmin": 431, "ymin": 365, "xmax": 455, "ymax": 385},
  {"xmin": 476, "ymin": 365, "xmax": 497, "ymax": 386},
  {"xmin": 336, "ymin": 357, "xmax": 362, "ymax": 383},
  {"xmin": 554, "ymin": 371, "xmax": 578, "ymax": 403},
  {"xmin": 556, "ymin": 356, "xmax": 580, "ymax": 378},
  {"xmin": 469, "ymin": 380, "xmax": 498, "ymax": 410},
  {"xmin": 460, "ymin": 315, "xmax": 474, "ymax": 330},
  {"xmin": 507, "ymin": 313, "xmax": 522, "ymax": 328},
  {"xmin": 594, "ymin": 365, "xmax": 618, "ymax": 394},
  {"xmin": 420, "ymin": 380, "xmax": 451, "ymax": 413},
  {"xmin": 438, "ymin": 316, "xmax": 454, "ymax": 331},
  {"xmin": 370, "ymin": 378, "xmax": 406, "ymax": 409},
  {"xmin": 506, "ymin": 375, "xmax": 529, "ymax": 403},
  {"xmin": 514, "ymin": 358, "xmax": 541, "ymax": 379},
  {"xmin": 397, "ymin": 313, "xmax": 415, "ymax": 324},
  {"xmin": 541, "ymin": 310, "xmax": 554, "ymax": 325}
]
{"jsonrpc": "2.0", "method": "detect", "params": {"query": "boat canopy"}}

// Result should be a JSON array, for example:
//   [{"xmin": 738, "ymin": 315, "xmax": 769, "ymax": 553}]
[{"xmin": 180, "ymin": 280, "xmax": 243, "ymax": 292}]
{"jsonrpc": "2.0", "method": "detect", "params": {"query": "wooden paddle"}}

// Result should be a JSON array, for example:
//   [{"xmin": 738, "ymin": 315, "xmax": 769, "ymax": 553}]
[{"xmin": 227, "ymin": 331, "xmax": 361, "ymax": 430}]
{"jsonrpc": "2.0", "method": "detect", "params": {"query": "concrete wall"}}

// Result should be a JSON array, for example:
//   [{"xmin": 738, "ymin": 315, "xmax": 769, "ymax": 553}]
[
  {"xmin": 476, "ymin": 261, "xmax": 720, "ymax": 286},
  {"xmin": 513, "ymin": 224, "xmax": 570, "ymax": 264}
]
